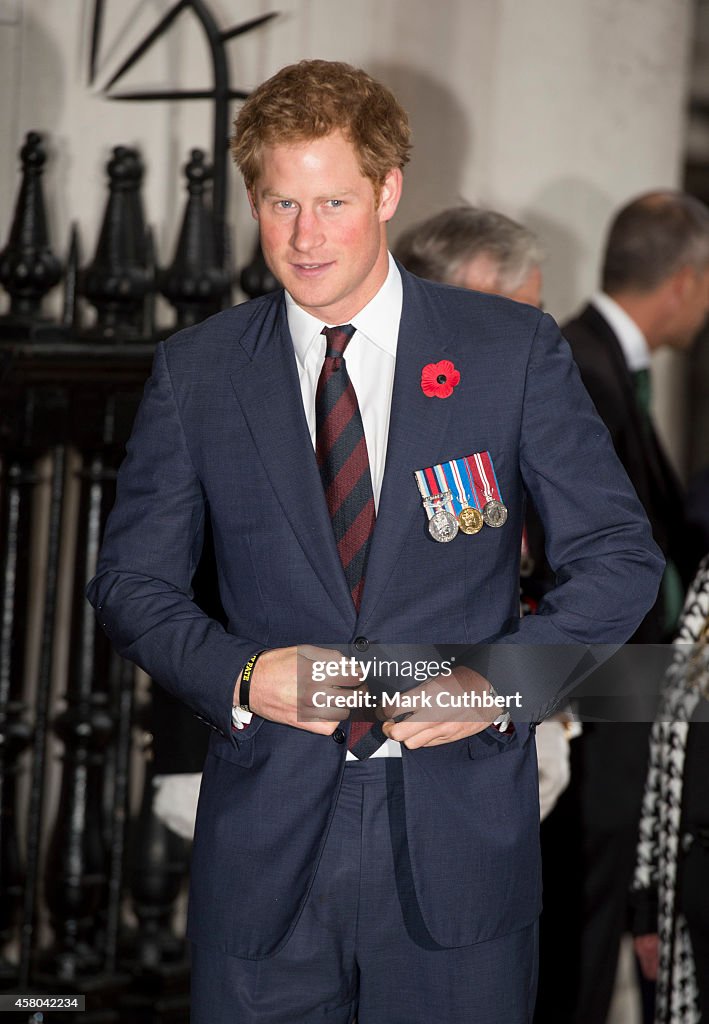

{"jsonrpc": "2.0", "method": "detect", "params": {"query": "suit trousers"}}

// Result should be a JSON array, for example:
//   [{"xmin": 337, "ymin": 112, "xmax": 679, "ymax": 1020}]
[{"xmin": 190, "ymin": 757, "xmax": 539, "ymax": 1024}]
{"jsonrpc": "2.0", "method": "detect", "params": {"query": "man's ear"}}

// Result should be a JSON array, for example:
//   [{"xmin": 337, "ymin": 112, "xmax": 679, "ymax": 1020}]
[
  {"xmin": 247, "ymin": 190, "xmax": 259, "ymax": 221},
  {"xmin": 377, "ymin": 168, "xmax": 403, "ymax": 224},
  {"xmin": 657, "ymin": 265, "xmax": 695, "ymax": 321},
  {"xmin": 671, "ymin": 264, "xmax": 695, "ymax": 300}
]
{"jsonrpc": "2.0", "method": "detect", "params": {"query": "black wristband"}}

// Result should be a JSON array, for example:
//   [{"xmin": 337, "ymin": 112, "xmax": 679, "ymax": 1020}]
[{"xmin": 238, "ymin": 651, "xmax": 264, "ymax": 711}]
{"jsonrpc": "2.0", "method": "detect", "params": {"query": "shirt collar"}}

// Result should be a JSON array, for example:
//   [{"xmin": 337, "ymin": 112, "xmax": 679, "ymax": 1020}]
[
  {"xmin": 591, "ymin": 292, "xmax": 650, "ymax": 372},
  {"xmin": 286, "ymin": 252, "xmax": 402, "ymax": 370}
]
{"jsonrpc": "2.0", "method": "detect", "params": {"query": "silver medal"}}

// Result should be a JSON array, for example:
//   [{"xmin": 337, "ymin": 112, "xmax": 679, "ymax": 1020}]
[
  {"xmin": 482, "ymin": 499, "xmax": 508, "ymax": 528},
  {"xmin": 429, "ymin": 509, "xmax": 459, "ymax": 543}
]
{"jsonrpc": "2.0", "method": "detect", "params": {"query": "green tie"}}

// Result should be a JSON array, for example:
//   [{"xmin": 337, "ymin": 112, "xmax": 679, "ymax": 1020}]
[{"xmin": 633, "ymin": 368, "xmax": 652, "ymax": 432}]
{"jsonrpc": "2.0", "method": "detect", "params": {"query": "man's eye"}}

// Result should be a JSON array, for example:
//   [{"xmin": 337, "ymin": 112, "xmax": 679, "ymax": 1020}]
[
  {"xmin": 327, "ymin": 199, "xmax": 344, "ymax": 208},
  {"xmin": 277, "ymin": 200, "xmax": 294, "ymax": 209}
]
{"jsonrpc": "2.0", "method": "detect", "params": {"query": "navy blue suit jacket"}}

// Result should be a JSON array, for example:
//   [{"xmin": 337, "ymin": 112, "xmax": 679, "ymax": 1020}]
[{"xmin": 88, "ymin": 268, "xmax": 663, "ymax": 959}]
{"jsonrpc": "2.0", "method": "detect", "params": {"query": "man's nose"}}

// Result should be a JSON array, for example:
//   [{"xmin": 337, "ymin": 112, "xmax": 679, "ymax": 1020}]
[{"xmin": 291, "ymin": 211, "xmax": 325, "ymax": 252}]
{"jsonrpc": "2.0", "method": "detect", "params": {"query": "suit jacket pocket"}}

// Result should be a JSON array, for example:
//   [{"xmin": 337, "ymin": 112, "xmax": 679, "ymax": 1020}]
[
  {"xmin": 208, "ymin": 715, "xmax": 265, "ymax": 768},
  {"xmin": 467, "ymin": 721, "xmax": 532, "ymax": 759}
]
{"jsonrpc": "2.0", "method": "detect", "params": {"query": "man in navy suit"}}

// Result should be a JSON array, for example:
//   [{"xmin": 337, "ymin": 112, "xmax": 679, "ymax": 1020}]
[{"xmin": 88, "ymin": 60, "xmax": 663, "ymax": 1023}]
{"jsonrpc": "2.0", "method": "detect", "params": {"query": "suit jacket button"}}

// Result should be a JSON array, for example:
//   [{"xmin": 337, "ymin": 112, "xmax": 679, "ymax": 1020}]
[
  {"xmin": 332, "ymin": 728, "xmax": 346, "ymax": 744},
  {"xmin": 353, "ymin": 636, "xmax": 369, "ymax": 652}
]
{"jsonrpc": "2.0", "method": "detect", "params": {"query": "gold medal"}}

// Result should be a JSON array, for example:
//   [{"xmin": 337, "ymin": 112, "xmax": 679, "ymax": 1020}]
[{"xmin": 458, "ymin": 506, "xmax": 483, "ymax": 534}]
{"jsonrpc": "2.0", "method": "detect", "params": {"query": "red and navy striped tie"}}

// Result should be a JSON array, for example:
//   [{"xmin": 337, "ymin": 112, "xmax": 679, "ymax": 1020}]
[
  {"xmin": 316, "ymin": 325, "xmax": 375, "ymax": 610},
  {"xmin": 316, "ymin": 325, "xmax": 376, "ymax": 751}
]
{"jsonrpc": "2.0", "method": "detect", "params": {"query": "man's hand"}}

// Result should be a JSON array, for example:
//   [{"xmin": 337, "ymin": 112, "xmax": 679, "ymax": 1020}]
[
  {"xmin": 381, "ymin": 666, "xmax": 499, "ymax": 749},
  {"xmin": 633, "ymin": 934, "xmax": 659, "ymax": 981},
  {"xmin": 234, "ymin": 646, "xmax": 363, "ymax": 736}
]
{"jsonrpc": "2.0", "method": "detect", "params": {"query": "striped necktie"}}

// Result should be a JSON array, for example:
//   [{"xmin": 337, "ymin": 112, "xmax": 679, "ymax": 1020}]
[
  {"xmin": 316, "ymin": 325, "xmax": 376, "ymax": 609},
  {"xmin": 316, "ymin": 325, "xmax": 376, "ymax": 751}
]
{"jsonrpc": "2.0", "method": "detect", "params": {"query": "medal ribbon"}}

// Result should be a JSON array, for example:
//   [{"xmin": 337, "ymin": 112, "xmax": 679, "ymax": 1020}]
[
  {"xmin": 448, "ymin": 459, "xmax": 467, "ymax": 509},
  {"xmin": 414, "ymin": 469, "xmax": 443, "ymax": 521},
  {"xmin": 415, "ymin": 454, "xmax": 501, "ymax": 524},
  {"xmin": 414, "ymin": 466, "xmax": 456, "ymax": 521},
  {"xmin": 435, "ymin": 462, "xmax": 459, "ymax": 514},
  {"xmin": 432, "ymin": 464, "xmax": 456, "ymax": 516},
  {"xmin": 466, "ymin": 451, "xmax": 504, "ymax": 507},
  {"xmin": 448, "ymin": 457, "xmax": 479, "ymax": 512}
]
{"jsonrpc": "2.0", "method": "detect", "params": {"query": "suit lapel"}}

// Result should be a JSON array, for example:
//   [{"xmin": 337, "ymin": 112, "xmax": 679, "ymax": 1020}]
[
  {"xmin": 578, "ymin": 304, "xmax": 639, "ymax": 408},
  {"xmin": 580, "ymin": 305, "xmax": 682, "ymax": 505},
  {"xmin": 358, "ymin": 273, "xmax": 454, "ymax": 626},
  {"xmin": 230, "ymin": 298, "xmax": 356, "ymax": 628},
  {"xmin": 230, "ymin": 276, "xmax": 461, "ymax": 631}
]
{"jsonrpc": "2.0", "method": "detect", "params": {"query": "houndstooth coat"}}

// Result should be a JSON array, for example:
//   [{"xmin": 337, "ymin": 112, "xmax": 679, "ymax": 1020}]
[{"xmin": 631, "ymin": 554, "xmax": 709, "ymax": 1024}]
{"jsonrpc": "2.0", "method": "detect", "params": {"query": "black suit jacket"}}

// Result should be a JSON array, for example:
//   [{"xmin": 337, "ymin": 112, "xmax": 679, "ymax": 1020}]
[
  {"xmin": 549, "ymin": 302, "xmax": 701, "ymax": 827},
  {"xmin": 535, "ymin": 301, "xmax": 697, "ymax": 1023},
  {"xmin": 562, "ymin": 302, "xmax": 698, "ymax": 644}
]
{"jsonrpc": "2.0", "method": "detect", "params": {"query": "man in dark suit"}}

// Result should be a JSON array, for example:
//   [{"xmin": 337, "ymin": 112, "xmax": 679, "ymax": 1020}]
[
  {"xmin": 87, "ymin": 62, "xmax": 663, "ymax": 1024},
  {"xmin": 535, "ymin": 191, "xmax": 709, "ymax": 1024}
]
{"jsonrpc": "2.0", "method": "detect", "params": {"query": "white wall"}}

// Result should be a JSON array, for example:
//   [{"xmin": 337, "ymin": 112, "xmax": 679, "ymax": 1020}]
[{"xmin": 0, "ymin": 0, "xmax": 695, "ymax": 460}]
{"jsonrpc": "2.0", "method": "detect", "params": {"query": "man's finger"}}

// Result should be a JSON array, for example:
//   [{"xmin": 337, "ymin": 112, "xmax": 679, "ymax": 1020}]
[{"xmin": 383, "ymin": 718, "xmax": 490, "ymax": 747}]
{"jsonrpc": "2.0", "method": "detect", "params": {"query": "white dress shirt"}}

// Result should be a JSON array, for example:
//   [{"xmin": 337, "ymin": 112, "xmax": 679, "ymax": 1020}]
[
  {"xmin": 286, "ymin": 252, "xmax": 402, "ymax": 509},
  {"xmin": 591, "ymin": 291, "xmax": 650, "ymax": 371},
  {"xmin": 286, "ymin": 253, "xmax": 403, "ymax": 757}
]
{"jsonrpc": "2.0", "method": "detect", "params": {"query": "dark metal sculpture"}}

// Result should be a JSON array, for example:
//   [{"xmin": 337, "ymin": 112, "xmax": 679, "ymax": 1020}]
[
  {"xmin": 91, "ymin": 0, "xmax": 278, "ymax": 266},
  {"xmin": 143, "ymin": 226, "xmax": 157, "ymax": 340},
  {"xmin": 43, "ymin": 453, "xmax": 116, "ymax": 980},
  {"xmin": 17, "ymin": 443, "xmax": 67, "ymax": 992},
  {"xmin": 0, "ymin": 132, "xmax": 62, "ymax": 337},
  {"xmin": 61, "ymin": 224, "xmax": 81, "ymax": 332},
  {"xmin": 159, "ymin": 149, "xmax": 230, "ymax": 330},
  {"xmin": 0, "ymin": 338, "xmax": 157, "ymax": 1006},
  {"xmin": 81, "ymin": 147, "xmax": 153, "ymax": 342},
  {"xmin": 0, "ymin": 460, "xmax": 34, "ymax": 984}
]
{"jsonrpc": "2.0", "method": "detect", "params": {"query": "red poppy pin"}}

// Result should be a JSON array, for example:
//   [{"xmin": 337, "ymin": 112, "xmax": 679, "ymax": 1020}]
[{"xmin": 421, "ymin": 359, "xmax": 460, "ymax": 399}]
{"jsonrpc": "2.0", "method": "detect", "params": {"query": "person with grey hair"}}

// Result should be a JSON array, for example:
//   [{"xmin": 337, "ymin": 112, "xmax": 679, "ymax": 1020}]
[
  {"xmin": 394, "ymin": 204, "xmax": 545, "ymax": 306},
  {"xmin": 536, "ymin": 190, "xmax": 709, "ymax": 1024}
]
